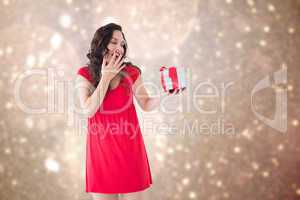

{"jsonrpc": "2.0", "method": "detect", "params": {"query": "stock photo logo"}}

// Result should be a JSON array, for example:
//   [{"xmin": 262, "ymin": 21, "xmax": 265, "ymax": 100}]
[
  {"xmin": 13, "ymin": 65, "xmax": 288, "ymax": 135},
  {"xmin": 251, "ymin": 66, "xmax": 287, "ymax": 133}
]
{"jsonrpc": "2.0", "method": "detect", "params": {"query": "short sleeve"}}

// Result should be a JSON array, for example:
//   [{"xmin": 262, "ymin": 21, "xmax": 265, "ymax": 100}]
[
  {"xmin": 129, "ymin": 65, "xmax": 141, "ymax": 84},
  {"xmin": 77, "ymin": 66, "xmax": 94, "ymax": 84}
]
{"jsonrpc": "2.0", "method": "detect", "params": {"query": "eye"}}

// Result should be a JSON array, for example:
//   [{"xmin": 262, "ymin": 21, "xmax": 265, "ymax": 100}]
[{"xmin": 110, "ymin": 40, "xmax": 125, "ymax": 47}]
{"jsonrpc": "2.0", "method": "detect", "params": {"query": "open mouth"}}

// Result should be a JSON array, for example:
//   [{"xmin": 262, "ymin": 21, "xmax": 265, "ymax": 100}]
[{"xmin": 108, "ymin": 51, "xmax": 122, "ymax": 60}]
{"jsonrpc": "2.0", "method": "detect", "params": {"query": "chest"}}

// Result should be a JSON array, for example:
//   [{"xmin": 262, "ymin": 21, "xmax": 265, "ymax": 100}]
[{"xmin": 109, "ymin": 75, "xmax": 122, "ymax": 90}]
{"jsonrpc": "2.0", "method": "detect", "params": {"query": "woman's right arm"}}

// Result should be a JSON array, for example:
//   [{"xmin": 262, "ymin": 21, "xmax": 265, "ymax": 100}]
[
  {"xmin": 76, "ymin": 74, "xmax": 111, "ymax": 117},
  {"xmin": 76, "ymin": 51, "xmax": 126, "ymax": 117}
]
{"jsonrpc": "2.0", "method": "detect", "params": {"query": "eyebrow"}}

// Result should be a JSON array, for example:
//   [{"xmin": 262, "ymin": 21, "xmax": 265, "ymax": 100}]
[{"xmin": 111, "ymin": 37, "xmax": 125, "ymax": 43}]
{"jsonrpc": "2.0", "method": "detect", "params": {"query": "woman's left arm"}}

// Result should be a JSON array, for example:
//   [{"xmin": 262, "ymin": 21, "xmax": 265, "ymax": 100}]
[{"xmin": 132, "ymin": 75, "xmax": 161, "ymax": 112}]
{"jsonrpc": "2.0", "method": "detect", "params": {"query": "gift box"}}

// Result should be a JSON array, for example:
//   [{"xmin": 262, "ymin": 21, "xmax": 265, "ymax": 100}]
[{"xmin": 160, "ymin": 66, "xmax": 187, "ymax": 93}]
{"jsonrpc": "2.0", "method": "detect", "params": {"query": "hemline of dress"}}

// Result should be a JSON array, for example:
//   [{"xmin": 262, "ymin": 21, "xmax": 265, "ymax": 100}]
[{"xmin": 86, "ymin": 182, "xmax": 153, "ymax": 194}]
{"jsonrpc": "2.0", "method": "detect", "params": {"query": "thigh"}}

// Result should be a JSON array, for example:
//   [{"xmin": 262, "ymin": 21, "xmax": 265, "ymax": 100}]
[{"xmin": 91, "ymin": 192, "xmax": 119, "ymax": 200}]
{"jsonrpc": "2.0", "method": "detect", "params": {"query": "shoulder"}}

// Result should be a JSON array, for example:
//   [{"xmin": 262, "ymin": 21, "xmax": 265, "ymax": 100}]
[
  {"xmin": 76, "ymin": 66, "xmax": 94, "ymax": 83},
  {"xmin": 123, "ymin": 62, "xmax": 142, "ymax": 83},
  {"xmin": 123, "ymin": 62, "xmax": 141, "ymax": 74},
  {"xmin": 77, "ymin": 66, "xmax": 90, "ymax": 74}
]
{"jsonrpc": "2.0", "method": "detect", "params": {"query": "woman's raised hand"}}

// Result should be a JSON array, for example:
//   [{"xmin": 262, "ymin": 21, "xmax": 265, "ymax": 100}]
[{"xmin": 101, "ymin": 51, "xmax": 126, "ymax": 81}]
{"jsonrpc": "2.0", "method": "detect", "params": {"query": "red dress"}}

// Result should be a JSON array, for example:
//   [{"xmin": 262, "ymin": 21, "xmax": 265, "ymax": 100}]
[{"xmin": 77, "ymin": 64, "xmax": 153, "ymax": 194}]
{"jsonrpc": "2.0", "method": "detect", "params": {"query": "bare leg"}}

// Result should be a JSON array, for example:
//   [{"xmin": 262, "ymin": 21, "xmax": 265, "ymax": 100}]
[
  {"xmin": 120, "ymin": 191, "xmax": 144, "ymax": 200},
  {"xmin": 91, "ymin": 193, "xmax": 119, "ymax": 200}
]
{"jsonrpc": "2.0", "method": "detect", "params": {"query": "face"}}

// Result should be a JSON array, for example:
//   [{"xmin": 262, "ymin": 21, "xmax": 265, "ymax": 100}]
[{"xmin": 105, "ymin": 30, "xmax": 126, "ymax": 64}]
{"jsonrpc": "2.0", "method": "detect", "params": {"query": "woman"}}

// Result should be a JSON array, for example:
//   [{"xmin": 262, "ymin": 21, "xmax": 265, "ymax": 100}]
[{"xmin": 76, "ymin": 23, "xmax": 179, "ymax": 200}]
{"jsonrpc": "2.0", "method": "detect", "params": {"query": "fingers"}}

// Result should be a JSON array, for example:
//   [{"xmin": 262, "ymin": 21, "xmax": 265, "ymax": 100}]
[
  {"xmin": 102, "ymin": 52, "xmax": 110, "ymax": 67},
  {"xmin": 116, "ymin": 57, "xmax": 125, "ymax": 69},
  {"xmin": 108, "ymin": 51, "xmax": 117, "ymax": 66},
  {"xmin": 102, "ymin": 56, "xmax": 107, "ymax": 68},
  {"xmin": 113, "ymin": 52, "xmax": 123, "ymax": 66},
  {"xmin": 117, "ymin": 63, "xmax": 127, "ymax": 73}
]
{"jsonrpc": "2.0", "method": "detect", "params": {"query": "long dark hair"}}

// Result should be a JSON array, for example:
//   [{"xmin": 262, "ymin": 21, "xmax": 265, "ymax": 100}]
[{"xmin": 86, "ymin": 23, "xmax": 129, "ymax": 88}]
